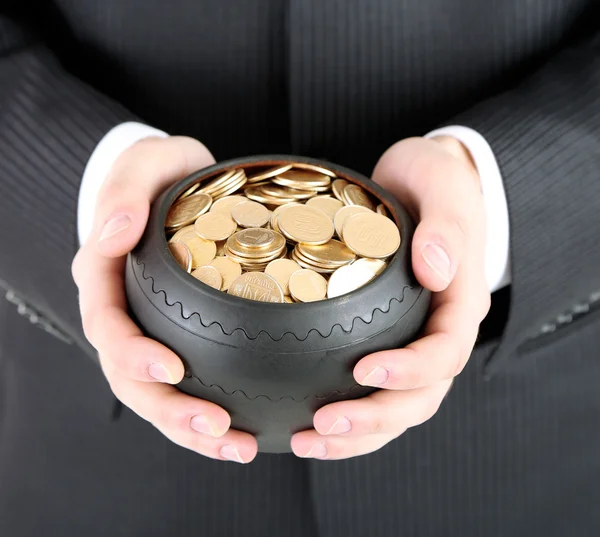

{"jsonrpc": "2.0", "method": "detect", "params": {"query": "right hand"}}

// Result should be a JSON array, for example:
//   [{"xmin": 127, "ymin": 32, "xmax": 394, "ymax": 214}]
[{"xmin": 72, "ymin": 136, "xmax": 258, "ymax": 463}]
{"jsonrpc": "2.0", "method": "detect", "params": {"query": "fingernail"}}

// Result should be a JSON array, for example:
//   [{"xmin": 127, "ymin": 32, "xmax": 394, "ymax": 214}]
[
  {"xmin": 190, "ymin": 415, "xmax": 216, "ymax": 436},
  {"xmin": 147, "ymin": 363, "xmax": 173, "ymax": 383},
  {"xmin": 220, "ymin": 444, "xmax": 244, "ymax": 463},
  {"xmin": 360, "ymin": 366, "xmax": 389, "ymax": 387},
  {"xmin": 302, "ymin": 443, "xmax": 327, "ymax": 459},
  {"xmin": 99, "ymin": 214, "xmax": 131, "ymax": 241},
  {"xmin": 422, "ymin": 243, "xmax": 452, "ymax": 282},
  {"xmin": 325, "ymin": 416, "xmax": 352, "ymax": 435}
]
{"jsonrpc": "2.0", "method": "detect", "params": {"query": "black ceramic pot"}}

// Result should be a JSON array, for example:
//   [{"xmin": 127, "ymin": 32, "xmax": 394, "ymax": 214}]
[{"xmin": 125, "ymin": 155, "xmax": 430, "ymax": 453}]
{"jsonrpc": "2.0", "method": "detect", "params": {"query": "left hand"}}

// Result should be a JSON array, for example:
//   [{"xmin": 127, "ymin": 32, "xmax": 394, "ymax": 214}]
[{"xmin": 291, "ymin": 136, "xmax": 491, "ymax": 460}]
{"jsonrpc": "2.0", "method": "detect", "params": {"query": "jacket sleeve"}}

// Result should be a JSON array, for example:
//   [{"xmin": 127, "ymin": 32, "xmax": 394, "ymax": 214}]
[
  {"xmin": 449, "ymin": 18, "xmax": 600, "ymax": 374},
  {"xmin": 0, "ymin": 9, "xmax": 138, "ymax": 357}
]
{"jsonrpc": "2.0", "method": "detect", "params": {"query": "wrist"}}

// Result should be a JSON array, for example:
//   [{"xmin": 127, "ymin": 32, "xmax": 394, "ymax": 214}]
[{"xmin": 430, "ymin": 135, "xmax": 480, "ymax": 185}]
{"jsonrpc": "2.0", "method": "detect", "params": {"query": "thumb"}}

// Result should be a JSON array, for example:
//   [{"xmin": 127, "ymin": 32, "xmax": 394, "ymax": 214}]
[
  {"xmin": 411, "ymin": 212, "xmax": 467, "ymax": 292},
  {"xmin": 372, "ymin": 137, "xmax": 481, "ymax": 292},
  {"xmin": 91, "ymin": 136, "xmax": 215, "ymax": 258}
]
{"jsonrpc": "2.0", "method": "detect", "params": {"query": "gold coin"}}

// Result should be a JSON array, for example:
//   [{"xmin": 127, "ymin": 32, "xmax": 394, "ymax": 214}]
[
  {"xmin": 208, "ymin": 256, "xmax": 242, "ymax": 291},
  {"xmin": 225, "ymin": 229, "xmax": 285, "ymax": 261},
  {"xmin": 228, "ymin": 272, "xmax": 284, "ymax": 303},
  {"xmin": 308, "ymin": 184, "xmax": 332, "ymax": 193},
  {"xmin": 352, "ymin": 257, "xmax": 387, "ymax": 276},
  {"xmin": 198, "ymin": 170, "xmax": 237, "ymax": 195},
  {"xmin": 179, "ymin": 182, "xmax": 200, "ymax": 199},
  {"xmin": 343, "ymin": 184, "xmax": 376, "ymax": 210},
  {"xmin": 327, "ymin": 263, "xmax": 378, "ymax": 298},
  {"xmin": 182, "ymin": 234, "xmax": 217, "ymax": 268},
  {"xmin": 247, "ymin": 179, "xmax": 270, "ymax": 187},
  {"xmin": 235, "ymin": 228, "xmax": 275, "ymax": 249},
  {"xmin": 165, "ymin": 192, "xmax": 212, "ymax": 229},
  {"xmin": 272, "ymin": 169, "xmax": 332, "ymax": 190},
  {"xmin": 169, "ymin": 224, "xmax": 196, "ymax": 243},
  {"xmin": 288, "ymin": 269, "xmax": 327, "ymax": 302},
  {"xmin": 297, "ymin": 239, "xmax": 356, "ymax": 266},
  {"xmin": 376, "ymin": 203, "xmax": 390, "ymax": 217},
  {"xmin": 265, "ymin": 258, "xmax": 301, "ymax": 295},
  {"xmin": 333, "ymin": 205, "xmax": 372, "ymax": 237},
  {"xmin": 332, "ymin": 179, "xmax": 349, "ymax": 201},
  {"xmin": 191, "ymin": 265, "xmax": 222, "ymax": 290},
  {"xmin": 231, "ymin": 200, "xmax": 270, "ymax": 228},
  {"xmin": 194, "ymin": 212, "xmax": 237, "ymax": 241},
  {"xmin": 259, "ymin": 183, "xmax": 316, "ymax": 200},
  {"xmin": 291, "ymin": 162, "xmax": 337, "ymax": 178},
  {"xmin": 169, "ymin": 242, "xmax": 192, "ymax": 273},
  {"xmin": 210, "ymin": 195, "xmax": 247, "ymax": 216},
  {"xmin": 271, "ymin": 203, "xmax": 302, "ymax": 232},
  {"xmin": 225, "ymin": 244, "xmax": 284, "ymax": 265},
  {"xmin": 342, "ymin": 212, "xmax": 401, "ymax": 258},
  {"xmin": 164, "ymin": 162, "xmax": 398, "ymax": 303},
  {"xmin": 291, "ymin": 248, "xmax": 337, "ymax": 273},
  {"xmin": 305, "ymin": 196, "xmax": 344, "ymax": 219},
  {"xmin": 277, "ymin": 205, "xmax": 334, "ymax": 245},
  {"xmin": 210, "ymin": 170, "xmax": 247, "ymax": 199},
  {"xmin": 246, "ymin": 164, "xmax": 293, "ymax": 184},
  {"xmin": 244, "ymin": 187, "xmax": 297, "ymax": 206}
]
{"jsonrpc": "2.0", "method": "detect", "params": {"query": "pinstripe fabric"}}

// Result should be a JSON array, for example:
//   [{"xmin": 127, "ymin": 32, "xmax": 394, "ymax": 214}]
[
  {"xmin": 1, "ymin": 0, "xmax": 600, "ymax": 535},
  {"xmin": 0, "ymin": 300, "xmax": 318, "ymax": 537},
  {"xmin": 455, "ymin": 21, "xmax": 600, "ymax": 373}
]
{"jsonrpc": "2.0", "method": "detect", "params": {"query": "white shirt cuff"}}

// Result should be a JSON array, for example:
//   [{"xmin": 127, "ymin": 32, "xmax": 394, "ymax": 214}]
[
  {"xmin": 77, "ymin": 122, "xmax": 169, "ymax": 245},
  {"xmin": 424, "ymin": 125, "xmax": 511, "ymax": 293}
]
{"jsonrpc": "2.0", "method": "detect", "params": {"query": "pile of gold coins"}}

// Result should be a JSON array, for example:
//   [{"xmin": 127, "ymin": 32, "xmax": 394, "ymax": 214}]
[{"xmin": 165, "ymin": 162, "xmax": 401, "ymax": 303}]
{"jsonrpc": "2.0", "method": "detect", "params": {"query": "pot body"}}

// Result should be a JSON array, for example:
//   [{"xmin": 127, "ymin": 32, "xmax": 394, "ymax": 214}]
[{"xmin": 125, "ymin": 155, "xmax": 430, "ymax": 452}]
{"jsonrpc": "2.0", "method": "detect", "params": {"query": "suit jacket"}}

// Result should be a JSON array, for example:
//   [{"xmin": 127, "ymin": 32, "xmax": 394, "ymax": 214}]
[{"xmin": 1, "ymin": 1, "xmax": 599, "ymax": 536}]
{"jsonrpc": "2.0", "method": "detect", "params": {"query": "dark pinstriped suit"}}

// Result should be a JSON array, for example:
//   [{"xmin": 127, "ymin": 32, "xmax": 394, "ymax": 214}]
[{"xmin": 1, "ymin": 1, "xmax": 600, "ymax": 535}]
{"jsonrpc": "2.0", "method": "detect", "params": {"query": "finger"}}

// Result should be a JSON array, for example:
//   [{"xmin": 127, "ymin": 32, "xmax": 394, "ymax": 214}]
[
  {"xmin": 74, "ymin": 245, "xmax": 184, "ymax": 383},
  {"xmin": 108, "ymin": 371, "xmax": 231, "ymax": 435},
  {"xmin": 372, "ymin": 137, "xmax": 483, "ymax": 292},
  {"xmin": 291, "ymin": 430, "xmax": 396, "ymax": 460},
  {"xmin": 354, "ymin": 297, "xmax": 480, "ymax": 390},
  {"xmin": 92, "ymin": 136, "xmax": 215, "ymax": 256},
  {"xmin": 164, "ymin": 428, "xmax": 258, "ymax": 464},
  {"xmin": 312, "ymin": 380, "xmax": 452, "ymax": 437},
  {"xmin": 353, "ymin": 263, "xmax": 490, "ymax": 390},
  {"xmin": 107, "ymin": 372, "xmax": 258, "ymax": 463},
  {"xmin": 95, "ymin": 307, "xmax": 185, "ymax": 383}
]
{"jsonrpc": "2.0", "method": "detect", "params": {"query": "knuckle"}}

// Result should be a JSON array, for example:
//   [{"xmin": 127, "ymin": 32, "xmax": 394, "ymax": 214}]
[
  {"xmin": 449, "ymin": 342, "xmax": 466, "ymax": 378},
  {"xmin": 102, "ymin": 365, "xmax": 125, "ymax": 401},
  {"xmin": 98, "ymin": 178, "xmax": 128, "ymax": 205},
  {"xmin": 81, "ymin": 308, "xmax": 99, "ymax": 346},
  {"xmin": 397, "ymin": 361, "xmax": 422, "ymax": 390},
  {"xmin": 370, "ymin": 414, "xmax": 386, "ymax": 435},
  {"xmin": 81, "ymin": 305, "xmax": 110, "ymax": 350},
  {"xmin": 152, "ymin": 402, "xmax": 175, "ymax": 430},
  {"xmin": 154, "ymin": 396, "xmax": 193, "ymax": 432},
  {"xmin": 479, "ymin": 292, "xmax": 492, "ymax": 320},
  {"xmin": 414, "ymin": 396, "xmax": 442, "ymax": 426},
  {"xmin": 452, "ymin": 215, "xmax": 470, "ymax": 242},
  {"xmin": 453, "ymin": 352, "xmax": 469, "ymax": 377},
  {"xmin": 71, "ymin": 249, "xmax": 85, "ymax": 285},
  {"xmin": 119, "ymin": 136, "xmax": 164, "ymax": 165}
]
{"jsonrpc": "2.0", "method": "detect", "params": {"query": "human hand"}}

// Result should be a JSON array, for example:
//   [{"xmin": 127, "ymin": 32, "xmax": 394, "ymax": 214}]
[
  {"xmin": 72, "ymin": 136, "xmax": 258, "ymax": 463},
  {"xmin": 291, "ymin": 136, "xmax": 491, "ymax": 459}
]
